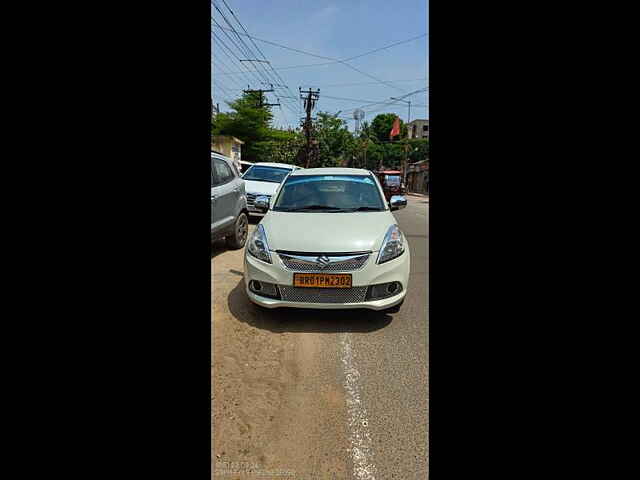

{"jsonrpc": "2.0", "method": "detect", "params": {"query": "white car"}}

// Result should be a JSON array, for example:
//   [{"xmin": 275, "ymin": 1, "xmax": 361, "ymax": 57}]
[
  {"xmin": 241, "ymin": 162, "xmax": 302, "ymax": 215},
  {"xmin": 243, "ymin": 168, "xmax": 410, "ymax": 312}
]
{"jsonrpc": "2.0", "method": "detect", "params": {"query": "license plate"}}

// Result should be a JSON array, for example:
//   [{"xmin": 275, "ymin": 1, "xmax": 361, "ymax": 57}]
[{"xmin": 293, "ymin": 273, "xmax": 352, "ymax": 288}]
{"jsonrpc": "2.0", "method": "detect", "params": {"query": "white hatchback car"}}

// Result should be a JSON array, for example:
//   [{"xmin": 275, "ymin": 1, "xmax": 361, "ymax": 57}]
[{"xmin": 244, "ymin": 168, "xmax": 410, "ymax": 312}]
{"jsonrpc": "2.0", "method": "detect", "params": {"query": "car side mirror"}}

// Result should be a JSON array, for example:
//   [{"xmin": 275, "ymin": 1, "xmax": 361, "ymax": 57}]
[
  {"xmin": 389, "ymin": 195, "xmax": 407, "ymax": 211},
  {"xmin": 254, "ymin": 195, "xmax": 270, "ymax": 213}
]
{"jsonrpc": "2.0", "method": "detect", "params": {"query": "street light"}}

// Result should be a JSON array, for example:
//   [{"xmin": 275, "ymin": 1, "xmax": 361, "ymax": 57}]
[{"xmin": 390, "ymin": 97, "xmax": 413, "ymax": 185}]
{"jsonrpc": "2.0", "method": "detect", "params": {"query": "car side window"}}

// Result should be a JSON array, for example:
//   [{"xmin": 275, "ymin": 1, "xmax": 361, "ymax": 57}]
[
  {"xmin": 214, "ymin": 159, "xmax": 234, "ymax": 185},
  {"xmin": 211, "ymin": 159, "xmax": 219, "ymax": 187}
]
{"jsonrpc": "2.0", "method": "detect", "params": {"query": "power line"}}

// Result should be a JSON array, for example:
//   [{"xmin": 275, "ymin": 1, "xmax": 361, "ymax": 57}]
[
  {"xmin": 212, "ymin": 58, "xmax": 247, "ymax": 90},
  {"xmin": 216, "ymin": 26, "xmax": 409, "ymax": 93},
  {"xmin": 212, "ymin": 20, "xmax": 272, "ymax": 86},
  {"xmin": 213, "ymin": 31, "xmax": 264, "ymax": 87},
  {"xmin": 330, "ymin": 89, "xmax": 427, "ymax": 118},
  {"xmin": 323, "ymin": 94, "xmax": 399, "ymax": 104},
  {"xmin": 341, "ymin": 33, "xmax": 427, "ymax": 62},
  {"xmin": 219, "ymin": 0, "xmax": 299, "ymax": 101},
  {"xmin": 214, "ymin": 0, "xmax": 299, "ymax": 127},
  {"xmin": 212, "ymin": 0, "xmax": 427, "ymax": 125},
  {"xmin": 313, "ymin": 78, "xmax": 427, "ymax": 88},
  {"xmin": 213, "ymin": 61, "xmax": 337, "ymax": 76},
  {"xmin": 214, "ymin": 6, "xmax": 286, "ymax": 94},
  {"xmin": 216, "ymin": 27, "xmax": 425, "ymax": 68}
]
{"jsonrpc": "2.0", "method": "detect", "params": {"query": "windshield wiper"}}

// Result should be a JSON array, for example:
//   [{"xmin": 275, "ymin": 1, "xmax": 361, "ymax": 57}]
[
  {"xmin": 341, "ymin": 206, "xmax": 383, "ymax": 212},
  {"xmin": 279, "ymin": 204, "xmax": 343, "ymax": 212}
]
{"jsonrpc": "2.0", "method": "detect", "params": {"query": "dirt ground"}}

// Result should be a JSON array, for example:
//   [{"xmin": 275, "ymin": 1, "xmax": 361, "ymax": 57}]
[{"xmin": 212, "ymin": 224, "xmax": 348, "ymax": 479}]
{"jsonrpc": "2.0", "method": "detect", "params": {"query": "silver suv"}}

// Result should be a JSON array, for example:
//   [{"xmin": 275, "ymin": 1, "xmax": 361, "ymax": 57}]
[{"xmin": 211, "ymin": 153, "xmax": 249, "ymax": 249}]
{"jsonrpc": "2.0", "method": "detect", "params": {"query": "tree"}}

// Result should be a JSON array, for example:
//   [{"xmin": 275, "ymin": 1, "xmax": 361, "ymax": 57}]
[
  {"xmin": 352, "ymin": 121, "xmax": 381, "ymax": 170},
  {"xmin": 408, "ymin": 138, "xmax": 429, "ymax": 163},
  {"xmin": 211, "ymin": 93, "xmax": 274, "ymax": 162},
  {"xmin": 380, "ymin": 142, "xmax": 406, "ymax": 170},
  {"xmin": 314, "ymin": 112, "xmax": 355, "ymax": 167},
  {"xmin": 370, "ymin": 113, "xmax": 408, "ymax": 143},
  {"xmin": 253, "ymin": 129, "xmax": 305, "ymax": 165}
]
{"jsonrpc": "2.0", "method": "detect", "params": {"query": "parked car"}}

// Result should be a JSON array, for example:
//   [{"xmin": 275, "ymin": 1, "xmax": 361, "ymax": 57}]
[
  {"xmin": 241, "ymin": 162, "xmax": 302, "ymax": 216},
  {"xmin": 211, "ymin": 152, "xmax": 249, "ymax": 249},
  {"xmin": 243, "ymin": 168, "xmax": 409, "ymax": 313},
  {"xmin": 239, "ymin": 160, "xmax": 254, "ymax": 175}
]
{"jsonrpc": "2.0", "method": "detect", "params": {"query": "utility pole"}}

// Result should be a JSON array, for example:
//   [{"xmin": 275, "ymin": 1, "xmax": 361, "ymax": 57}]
[
  {"xmin": 243, "ymin": 87, "xmax": 280, "ymax": 108},
  {"xmin": 404, "ymin": 142, "xmax": 409, "ymax": 186},
  {"xmin": 299, "ymin": 87, "xmax": 320, "ymax": 168}
]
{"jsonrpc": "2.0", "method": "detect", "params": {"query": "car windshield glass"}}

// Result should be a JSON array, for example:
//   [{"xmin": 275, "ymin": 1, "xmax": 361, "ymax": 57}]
[
  {"xmin": 385, "ymin": 175, "xmax": 401, "ymax": 186},
  {"xmin": 242, "ymin": 166, "xmax": 291, "ymax": 183},
  {"xmin": 273, "ymin": 175, "xmax": 385, "ymax": 212}
]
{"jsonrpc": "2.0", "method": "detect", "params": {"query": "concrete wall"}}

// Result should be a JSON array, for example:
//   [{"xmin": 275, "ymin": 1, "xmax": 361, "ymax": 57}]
[{"xmin": 212, "ymin": 136, "xmax": 242, "ymax": 171}]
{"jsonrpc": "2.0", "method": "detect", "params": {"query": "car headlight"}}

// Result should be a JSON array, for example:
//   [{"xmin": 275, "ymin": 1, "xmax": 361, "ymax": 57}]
[
  {"xmin": 377, "ymin": 224, "xmax": 405, "ymax": 264},
  {"xmin": 247, "ymin": 224, "xmax": 272, "ymax": 263}
]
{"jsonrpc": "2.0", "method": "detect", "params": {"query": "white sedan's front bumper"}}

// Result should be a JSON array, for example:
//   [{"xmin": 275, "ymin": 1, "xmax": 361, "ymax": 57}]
[
  {"xmin": 243, "ymin": 248, "xmax": 410, "ymax": 310},
  {"xmin": 246, "ymin": 204, "xmax": 265, "ymax": 215}
]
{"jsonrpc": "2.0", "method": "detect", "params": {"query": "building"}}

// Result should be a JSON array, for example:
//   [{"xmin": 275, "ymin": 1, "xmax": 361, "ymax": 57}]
[
  {"xmin": 212, "ymin": 135, "xmax": 244, "ymax": 171},
  {"xmin": 406, "ymin": 159, "xmax": 429, "ymax": 194},
  {"xmin": 407, "ymin": 119, "xmax": 429, "ymax": 140}
]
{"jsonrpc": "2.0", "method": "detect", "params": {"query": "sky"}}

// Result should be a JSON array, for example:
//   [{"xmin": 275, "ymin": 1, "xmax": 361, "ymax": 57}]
[{"xmin": 212, "ymin": 0, "xmax": 428, "ymax": 132}]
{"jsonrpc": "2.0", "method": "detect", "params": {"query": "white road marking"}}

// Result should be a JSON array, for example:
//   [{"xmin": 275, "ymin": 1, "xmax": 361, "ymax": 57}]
[{"xmin": 340, "ymin": 333, "xmax": 377, "ymax": 480}]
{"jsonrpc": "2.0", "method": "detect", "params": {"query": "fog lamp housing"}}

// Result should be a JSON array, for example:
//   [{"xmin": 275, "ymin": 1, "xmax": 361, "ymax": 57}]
[
  {"xmin": 366, "ymin": 282, "xmax": 403, "ymax": 300},
  {"xmin": 249, "ymin": 280, "xmax": 281, "ymax": 299}
]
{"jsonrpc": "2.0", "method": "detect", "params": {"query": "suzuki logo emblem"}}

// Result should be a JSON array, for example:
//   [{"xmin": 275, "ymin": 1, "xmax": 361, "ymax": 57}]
[{"xmin": 316, "ymin": 256, "xmax": 331, "ymax": 269}]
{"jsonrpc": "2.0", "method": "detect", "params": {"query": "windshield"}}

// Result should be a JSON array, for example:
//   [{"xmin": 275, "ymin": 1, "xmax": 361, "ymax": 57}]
[
  {"xmin": 384, "ymin": 175, "xmax": 401, "ymax": 187},
  {"xmin": 242, "ymin": 166, "xmax": 292, "ymax": 183},
  {"xmin": 273, "ymin": 174, "xmax": 385, "ymax": 212}
]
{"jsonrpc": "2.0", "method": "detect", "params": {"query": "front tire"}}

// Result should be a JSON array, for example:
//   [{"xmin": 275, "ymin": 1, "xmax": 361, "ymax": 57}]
[{"xmin": 226, "ymin": 213, "xmax": 248, "ymax": 249}]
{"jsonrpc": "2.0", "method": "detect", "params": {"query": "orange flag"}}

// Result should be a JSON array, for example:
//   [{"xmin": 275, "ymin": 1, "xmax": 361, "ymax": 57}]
[{"xmin": 389, "ymin": 116, "xmax": 401, "ymax": 139}]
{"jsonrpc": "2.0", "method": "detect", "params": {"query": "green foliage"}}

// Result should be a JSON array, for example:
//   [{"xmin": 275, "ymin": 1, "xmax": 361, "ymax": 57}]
[
  {"xmin": 253, "ymin": 129, "xmax": 304, "ymax": 165},
  {"xmin": 408, "ymin": 138, "xmax": 429, "ymax": 163},
  {"xmin": 212, "ymin": 93, "xmax": 275, "ymax": 162},
  {"xmin": 370, "ymin": 113, "xmax": 408, "ymax": 143},
  {"xmin": 315, "ymin": 112, "xmax": 356, "ymax": 167},
  {"xmin": 381, "ymin": 142, "xmax": 406, "ymax": 170},
  {"xmin": 212, "ymin": 92, "xmax": 427, "ymax": 170}
]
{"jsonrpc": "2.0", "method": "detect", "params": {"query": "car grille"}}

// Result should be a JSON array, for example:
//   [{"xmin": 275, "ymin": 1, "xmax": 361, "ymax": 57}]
[
  {"xmin": 278, "ymin": 253, "xmax": 370, "ymax": 272},
  {"xmin": 246, "ymin": 193, "xmax": 269, "ymax": 207},
  {"xmin": 278, "ymin": 286, "xmax": 368, "ymax": 304}
]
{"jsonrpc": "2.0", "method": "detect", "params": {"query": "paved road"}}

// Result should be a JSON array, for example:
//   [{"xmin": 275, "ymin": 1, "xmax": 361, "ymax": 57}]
[{"xmin": 212, "ymin": 196, "xmax": 428, "ymax": 479}]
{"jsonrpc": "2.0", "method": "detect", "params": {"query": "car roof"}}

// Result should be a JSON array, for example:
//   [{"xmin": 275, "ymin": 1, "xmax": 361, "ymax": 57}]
[
  {"xmin": 290, "ymin": 167, "xmax": 371, "ymax": 176},
  {"xmin": 211, "ymin": 152, "xmax": 232, "ymax": 162},
  {"xmin": 250, "ymin": 162, "xmax": 299, "ymax": 169}
]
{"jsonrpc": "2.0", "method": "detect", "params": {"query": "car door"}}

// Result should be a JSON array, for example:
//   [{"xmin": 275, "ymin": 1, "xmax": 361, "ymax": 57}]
[
  {"xmin": 211, "ymin": 158, "xmax": 218, "ymax": 234},
  {"xmin": 212, "ymin": 158, "xmax": 238, "ymax": 233}
]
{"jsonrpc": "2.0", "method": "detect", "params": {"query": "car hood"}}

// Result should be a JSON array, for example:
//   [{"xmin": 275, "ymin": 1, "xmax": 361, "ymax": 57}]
[
  {"xmin": 243, "ymin": 180, "xmax": 280, "ymax": 196},
  {"xmin": 261, "ymin": 211, "xmax": 394, "ymax": 253}
]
